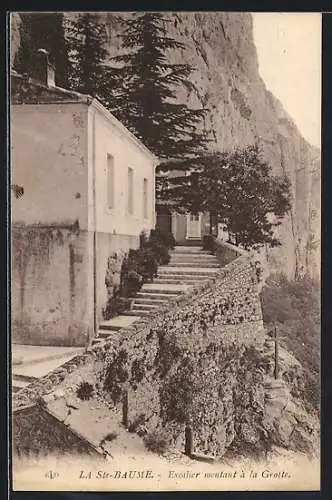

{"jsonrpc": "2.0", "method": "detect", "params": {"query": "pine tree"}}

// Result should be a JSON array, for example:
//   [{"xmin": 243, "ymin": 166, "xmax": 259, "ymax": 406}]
[
  {"xmin": 14, "ymin": 13, "xmax": 69, "ymax": 87},
  {"xmin": 105, "ymin": 13, "xmax": 208, "ymax": 162},
  {"xmin": 66, "ymin": 13, "xmax": 110, "ymax": 98}
]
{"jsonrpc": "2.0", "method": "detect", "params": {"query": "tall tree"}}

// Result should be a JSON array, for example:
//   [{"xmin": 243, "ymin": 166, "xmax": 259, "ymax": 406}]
[
  {"xmin": 14, "ymin": 13, "xmax": 69, "ymax": 87},
  {"xmin": 105, "ymin": 13, "xmax": 208, "ymax": 162},
  {"xmin": 66, "ymin": 13, "xmax": 110, "ymax": 98},
  {"xmin": 161, "ymin": 144, "xmax": 292, "ymax": 249}
]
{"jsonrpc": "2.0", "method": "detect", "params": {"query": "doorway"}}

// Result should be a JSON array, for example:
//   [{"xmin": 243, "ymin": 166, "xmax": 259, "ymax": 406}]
[{"xmin": 186, "ymin": 213, "xmax": 202, "ymax": 239}]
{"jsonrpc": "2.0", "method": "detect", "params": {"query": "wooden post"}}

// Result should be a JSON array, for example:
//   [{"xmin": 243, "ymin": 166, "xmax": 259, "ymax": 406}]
[
  {"xmin": 274, "ymin": 323, "xmax": 279, "ymax": 380},
  {"xmin": 184, "ymin": 424, "xmax": 193, "ymax": 457},
  {"xmin": 122, "ymin": 390, "xmax": 129, "ymax": 428}
]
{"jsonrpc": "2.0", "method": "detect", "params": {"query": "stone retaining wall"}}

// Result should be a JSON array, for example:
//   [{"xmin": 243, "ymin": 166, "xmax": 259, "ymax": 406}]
[{"xmin": 13, "ymin": 242, "xmax": 266, "ymax": 457}]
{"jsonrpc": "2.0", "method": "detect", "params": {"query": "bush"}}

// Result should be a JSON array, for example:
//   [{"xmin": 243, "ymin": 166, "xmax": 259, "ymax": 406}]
[
  {"xmin": 143, "ymin": 429, "xmax": 171, "ymax": 454},
  {"xmin": 131, "ymin": 358, "xmax": 146, "ymax": 386},
  {"xmin": 103, "ymin": 296, "xmax": 130, "ymax": 320},
  {"xmin": 128, "ymin": 413, "xmax": 146, "ymax": 433},
  {"xmin": 120, "ymin": 246, "xmax": 158, "ymax": 297},
  {"xmin": 261, "ymin": 273, "xmax": 320, "ymax": 411},
  {"xmin": 101, "ymin": 432, "xmax": 118, "ymax": 444},
  {"xmin": 103, "ymin": 349, "xmax": 129, "ymax": 404},
  {"xmin": 202, "ymin": 234, "xmax": 216, "ymax": 252},
  {"xmin": 142, "ymin": 229, "xmax": 171, "ymax": 265},
  {"xmin": 106, "ymin": 227, "xmax": 172, "ymax": 308},
  {"xmin": 76, "ymin": 381, "xmax": 94, "ymax": 401},
  {"xmin": 150, "ymin": 228, "xmax": 175, "ymax": 250}
]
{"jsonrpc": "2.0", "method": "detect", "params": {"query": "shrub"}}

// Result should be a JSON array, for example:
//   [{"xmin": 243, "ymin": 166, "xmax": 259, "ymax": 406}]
[
  {"xmin": 103, "ymin": 296, "xmax": 129, "ymax": 320},
  {"xmin": 136, "ymin": 247, "xmax": 158, "ymax": 280},
  {"xmin": 261, "ymin": 273, "xmax": 320, "ymax": 411},
  {"xmin": 128, "ymin": 413, "xmax": 146, "ymax": 433},
  {"xmin": 101, "ymin": 432, "xmax": 118, "ymax": 444},
  {"xmin": 202, "ymin": 234, "xmax": 216, "ymax": 252},
  {"xmin": 155, "ymin": 332, "xmax": 182, "ymax": 378},
  {"xmin": 106, "ymin": 227, "xmax": 172, "ymax": 307},
  {"xmin": 150, "ymin": 228, "xmax": 175, "ymax": 249},
  {"xmin": 143, "ymin": 429, "xmax": 171, "ymax": 454},
  {"xmin": 131, "ymin": 358, "xmax": 146, "ymax": 386},
  {"xmin": 141, "ymin": 229, "xmax": 173, "ymax": 265},
  {"xmin": 120, "ymin": 247, "xmax": 157, "ymax": 297},
  {"xmin": 103, "ymin": 349, "xmax": 129, "ymax": 403},
  {"xmin": 76, "ymin": 381, "xmax": 94, "ymax": 401}
]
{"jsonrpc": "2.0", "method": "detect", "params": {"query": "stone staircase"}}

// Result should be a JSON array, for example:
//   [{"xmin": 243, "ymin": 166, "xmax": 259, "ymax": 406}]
[{"xmin": 92, "ymin": 246, "xmax": 220, "ymax": 346}]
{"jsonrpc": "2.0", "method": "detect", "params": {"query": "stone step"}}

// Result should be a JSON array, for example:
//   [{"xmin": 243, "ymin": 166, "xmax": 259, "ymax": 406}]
[
  {"xmin": 172, "ymin": 246, "xmax": 205, "ymax": 253},
  {"xmin": 153, "ymin": 278, "xmax": 204, "ymax": 285},
  {"xmin": 164, "ymin": 262, "xmax": 219, "ymax": 268},
  {"xmin": 97, "ymin": 330, "xmax": 118, "ymax": 339},
  {"xmin": 99, "ymin": 315, "xmax": 139, "ymax": 332},
  {"xmin": 134, "ymin": 297, "xmax": 171, "ymax": 305},
  {"xmin": 131, "ymin": 303, "xmax": 161, "ymax": 311},
  {"xmin": 141, "ymin": 283, "xmax": 189, "ymax": 293},
  {"xmin": 157, "ymin": 274, "xmax": 213, "ymax": 281},
  {"xmin": 158, "ymin": 268, "xmax": 219, "ymax": 277},
  {"xmin": 135, "ymin": 292, "xmax": 180, "ymax": 300},
  {"xmin": 123, "ymin": 310, "xmax": 150, "ymax": 317},
  {"xmin": 159, "ymin": 266, "xmax": 219, "ymax": 274},
  {"xmin": 169, "ymin": 259, "xmax": 218, "ymax": 266},
  {"xmin": 170, "ymin": 253, "xmax": 216, "ymax": 260},
  {"xmin": 91, "ymin": 337, "xmax": 105, "ymax": 346}
]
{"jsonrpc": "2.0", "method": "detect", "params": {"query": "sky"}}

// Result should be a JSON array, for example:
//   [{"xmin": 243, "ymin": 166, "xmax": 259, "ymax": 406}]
[{"xmin": 252, "ymin": 13, "xmax": 321, "ymax": 148}]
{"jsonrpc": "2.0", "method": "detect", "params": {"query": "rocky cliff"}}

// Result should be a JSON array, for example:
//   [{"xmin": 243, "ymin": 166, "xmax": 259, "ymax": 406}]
[{"xmin": 10, "ymin": 12, "xmax": 321, "ymax": 278}]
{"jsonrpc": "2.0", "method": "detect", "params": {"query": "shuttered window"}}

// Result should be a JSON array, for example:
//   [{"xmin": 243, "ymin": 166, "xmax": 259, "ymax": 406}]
[
  {"xmin": 128, "ymin": 167, "xmax": 134, "ymax": 214},
  {"xmin": 107, "ymin": 154, "xmax": 114, "ymax": 209}
]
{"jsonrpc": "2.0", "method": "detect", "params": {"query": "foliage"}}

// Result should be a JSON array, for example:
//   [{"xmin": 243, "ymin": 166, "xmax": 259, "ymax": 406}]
[
  {"xmin": 149, "ymin": 228, "xmax": 175, "ymax": 250},
  {"xmin": 103, "ymin": 349, "xmax": 129, "ymax": 404},
  {"xmin": 202, "ymin": 234, "xmax": 216, "ymax": 252},
  {"xmin": 104, "ymin": 12, "xmax": 208, "ymax": 163},
  {"xmin": 230, "ymin": 345, "xmax": 269, "ymax": 453},
  {"xmin": 155, "ymin": 330, "xmax": 182, "ymax": 379},
  {"xmin": 119, "ymin": 229, "xmax": 171, "ymax": 299},
  {"xmin": 130, "ymin": 358, "xmax": 146, "ymax": 387},
  {"xmin": 159, "ymin": 144, "xmax": 292, "ymax": 249},
  {"xmin": 120, "ymin": 248, "xmax": 156, "ymax": 298},
  {"xmin": 159, "ymin": 356, "xmax": 198, "ymax": 424},
  {"xmin": 159, "ymin": 341, "xmax": 269, "ymax": 457},
  {"xmin": 76, "ymin": 381, "xmax": 94, "ymax": 401},
  {"xmin": 143, "ymin": 429, "xmax": 171, "ymax": 454},
  {"xmin": 141, "ymin": 230, "xmax": 171, "ymax": 265},
  {"xmin": 14, "ymin": 13, "xmax": 69, "ymax": 87},
  {"xmin": 128, "ymin": 413, "xmax": 147, "ymax": 434},
  {"xmin": 261, "ymin": 273, "xmax": 320, "ymax": 411},
  {"xmin": 65, "ymin": 13, "xmax": 112, "ymax": 98},
  {"xmin": 100, "ymin": 432, "xmax": 118, "ymax": 445},
  {"xmin": 102, "ymin": 296, "xmax": 129, "ymax": 320}
]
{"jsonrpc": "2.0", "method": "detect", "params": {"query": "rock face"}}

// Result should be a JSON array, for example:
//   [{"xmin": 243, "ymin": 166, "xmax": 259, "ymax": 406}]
[
  {"xmin": 10, "ymin": 12, "xmax": 320, "ymax": 278},
  {"xmin": 102, "ymin": 12, "xmax": 320, "ymax": 279}
]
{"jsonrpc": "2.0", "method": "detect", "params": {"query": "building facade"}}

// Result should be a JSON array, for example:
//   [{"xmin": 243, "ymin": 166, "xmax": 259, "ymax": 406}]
[{"xmin": 11, "ymin": 69, "xmax": 157, "ymax": 346}]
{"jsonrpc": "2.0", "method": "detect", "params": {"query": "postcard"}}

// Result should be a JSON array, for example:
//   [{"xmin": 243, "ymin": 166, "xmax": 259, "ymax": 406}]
[{"xmin": 10, "ymin": 11, "xmax": 321, "ymax": 491}]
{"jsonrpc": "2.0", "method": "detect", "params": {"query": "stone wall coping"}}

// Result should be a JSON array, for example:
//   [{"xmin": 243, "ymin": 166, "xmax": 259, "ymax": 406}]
[{"xmin": 215, "ymin": 238, "xmax": 249, "ymax": 255}]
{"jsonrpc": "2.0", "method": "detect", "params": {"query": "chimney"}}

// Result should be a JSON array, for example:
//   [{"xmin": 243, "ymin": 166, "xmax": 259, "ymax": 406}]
[{"xmin": 31, "ymin": 49, "xmax": 56, "ymax": 87}]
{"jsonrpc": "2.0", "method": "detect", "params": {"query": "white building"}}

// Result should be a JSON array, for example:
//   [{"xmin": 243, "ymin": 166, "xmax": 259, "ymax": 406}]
[{"xmin": 11, "ymin": 62, "xmax": 157, "ymax": 346}]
